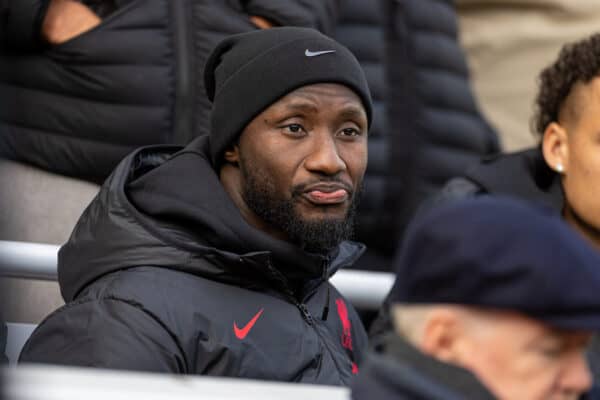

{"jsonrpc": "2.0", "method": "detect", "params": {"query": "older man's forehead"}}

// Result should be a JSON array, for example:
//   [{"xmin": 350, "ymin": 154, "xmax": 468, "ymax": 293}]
[{"xmin": 462, "ymin": 307, "xmax": 593, "ymax": 344}]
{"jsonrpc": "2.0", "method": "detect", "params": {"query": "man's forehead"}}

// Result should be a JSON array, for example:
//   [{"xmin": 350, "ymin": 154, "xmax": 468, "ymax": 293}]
[
  {"xmin": 559, "ymin": 76, "xmax": 600, "ymax": 126},
  {"xmin": 274, "ymin": 84, "xmax": 367, "ymax": 114},
  {"xmin": 464, "ymin": 308, "xmax": 592, "ymax": 342}
]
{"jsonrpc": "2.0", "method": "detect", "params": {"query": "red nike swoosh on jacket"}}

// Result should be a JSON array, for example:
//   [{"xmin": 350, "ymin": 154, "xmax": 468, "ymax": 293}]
[{"xmin": 233, "ymin": 308, "xmax": 264, "ymax": 340}]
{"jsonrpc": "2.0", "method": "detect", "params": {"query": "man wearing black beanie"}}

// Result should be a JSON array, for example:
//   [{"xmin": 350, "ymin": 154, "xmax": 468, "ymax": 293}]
[{"xmin": 20, "ymin": 27, "xmax": 372, "ymax": 385}]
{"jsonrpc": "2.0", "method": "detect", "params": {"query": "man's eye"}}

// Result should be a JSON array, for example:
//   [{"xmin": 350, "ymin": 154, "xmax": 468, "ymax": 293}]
[
  {"xmin": 539, "ymin": 345, "xmax": 563, "ymax": 358},
  {"xmin": 283, "ymin": 124, "xmax": 304, "ymax": 134},
  {"xmin": 340, "ymin": 127, "xmax": 360, "ymax": 137}
]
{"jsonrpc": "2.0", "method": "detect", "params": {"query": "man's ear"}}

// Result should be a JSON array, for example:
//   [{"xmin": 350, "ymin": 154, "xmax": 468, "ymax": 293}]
[
  {"xmin": 542, "ymin": 122, "xmax": 569, "ymax": 174},
  {"xmin": 223, "ymin": 144, "xmax": 240, "ymax": 165},
  {"xmin": 419, "ymin": 308, "xmax": 462, "ymax": 364}
]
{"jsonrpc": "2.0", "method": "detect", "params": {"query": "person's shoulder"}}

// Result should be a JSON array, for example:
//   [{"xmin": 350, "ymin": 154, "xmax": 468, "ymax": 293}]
[
  {"xmin": 87, "ymin": 266, "xmax": 216, "ymax": 312},
  {"xmin": 20, "ymin": 267, "xmax": 216, "ymax": 366}
]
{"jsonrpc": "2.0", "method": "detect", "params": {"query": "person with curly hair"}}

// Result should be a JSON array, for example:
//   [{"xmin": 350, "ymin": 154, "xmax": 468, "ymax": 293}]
[
  {"xmin": 456, "ymin": 1, "xmax": 600, "ymax": 152},
  {"xmin": 429, "ymin": 32, "xmax": 600, "ymax": 249},
  {"xmin": 536, "ymin": 33, "xmax": 600, "ymax": 246}
]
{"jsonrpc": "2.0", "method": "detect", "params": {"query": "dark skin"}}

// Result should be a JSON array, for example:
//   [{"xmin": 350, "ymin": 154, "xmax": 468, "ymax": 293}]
[{"xmin": 220, "ymin": 83, "xmax": 368, "ymax": 242}]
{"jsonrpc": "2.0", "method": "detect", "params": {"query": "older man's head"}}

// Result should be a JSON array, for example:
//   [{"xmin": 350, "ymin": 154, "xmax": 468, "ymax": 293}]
[{"xmin": 389, "ymin": 197, "xmax": 600, "ymax": 400}]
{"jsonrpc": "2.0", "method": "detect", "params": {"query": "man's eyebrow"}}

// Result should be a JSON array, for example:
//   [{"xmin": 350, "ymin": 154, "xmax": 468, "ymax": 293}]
[
  {"xmin": 338, "ymin": 106, "xmax": 367, "ymax": 122},
  {"xmin": 281, "ymin": 102, "xmax": 367, "ymax": 123},
  {"xmin": 283, "ymin": 102, "xmax": 320, "ymax": 113},
  {"xmin": 524, "ymin": 330, "xmax": 562, "ymax": 348}
]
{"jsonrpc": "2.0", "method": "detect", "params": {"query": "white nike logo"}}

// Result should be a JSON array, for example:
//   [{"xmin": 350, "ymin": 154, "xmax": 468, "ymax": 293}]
[{"xmin": 305, "ymin": 49, "xmax": 336, "ymax": 57}]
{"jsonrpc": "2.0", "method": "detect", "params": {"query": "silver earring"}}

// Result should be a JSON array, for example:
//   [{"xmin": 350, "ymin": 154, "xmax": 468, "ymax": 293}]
[{"xmin": 556, "ymin": 163, "xmax": 564, "ymax": 173}]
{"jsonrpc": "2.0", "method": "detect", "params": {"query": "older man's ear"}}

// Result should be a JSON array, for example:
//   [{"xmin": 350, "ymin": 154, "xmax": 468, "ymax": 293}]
[{"xmin": 419, "ymin": 308, "xmax": 466, "ymax": 365}]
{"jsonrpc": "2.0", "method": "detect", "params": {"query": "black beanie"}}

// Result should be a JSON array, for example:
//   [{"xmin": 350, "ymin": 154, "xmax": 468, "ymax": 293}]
[{"xmin": 204, "ymin": 27, "xmax": 373, "ymax": 167}]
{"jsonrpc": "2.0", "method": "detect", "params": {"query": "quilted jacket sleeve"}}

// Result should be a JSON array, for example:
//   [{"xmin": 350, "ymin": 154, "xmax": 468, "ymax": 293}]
[
  {"xmin": 385, "ymin": 0, "xmax": 500, "ymax": 233},
  {"xmin": 19, "ymin": 298, "xmax": 186, "ymax": 372},
  {"xmin": 0, "ymin": 0, "xmax": 50, "ymax": 49},
  {"xmin": 244, "ymin": 0, "xmax": 339, "ymax": 35}
]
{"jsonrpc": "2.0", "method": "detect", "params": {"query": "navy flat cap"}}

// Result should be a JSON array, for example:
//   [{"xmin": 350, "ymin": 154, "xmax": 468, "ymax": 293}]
[{"xmin": 389, "ymin": 196, "xmax": 600, "ymax": 331}]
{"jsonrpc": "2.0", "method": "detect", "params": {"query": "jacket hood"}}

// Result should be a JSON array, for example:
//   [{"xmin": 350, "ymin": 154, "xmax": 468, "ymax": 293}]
[
  {"xmin": 465, "ymin": 148, "xmax": 563, "ymax": 211},
  {"xmin": 58, "ymin": 136, "xmax": 365, "ymax": 301}
]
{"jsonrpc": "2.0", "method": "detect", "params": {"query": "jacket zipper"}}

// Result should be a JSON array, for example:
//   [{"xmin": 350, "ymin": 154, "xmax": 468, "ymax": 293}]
[
  {"xmin": 265, "ymin": 259, "xmax": 351, "ymax": 377},
  {"xmin": 171, "ymin": 0, "xmax": 194, "ymax": 144},
  {"xmin": 265, "ymin": 259, "xmax": 314, "ymax": 325}
]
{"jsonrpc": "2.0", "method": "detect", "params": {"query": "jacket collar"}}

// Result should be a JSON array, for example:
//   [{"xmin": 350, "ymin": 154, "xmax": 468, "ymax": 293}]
[
  {"xmin": 59, "ymin": 136, "xmax": 365, "ymax": 301},
  {"xmin": 465, "ymin": 148, "xmax": 563, "ymax": 211},
  {"xmin": 352, "ymin": 334, "xmax": 496, "ymax": 400}
]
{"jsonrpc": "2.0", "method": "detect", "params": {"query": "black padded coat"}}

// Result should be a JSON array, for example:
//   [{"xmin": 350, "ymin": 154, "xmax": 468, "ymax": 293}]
[
  {"xmin": 0, "ymin": 0, "xmax": 337, "ymax": 181},
  {"xmin": 19, "ymin": 136, "xmax": 368, "ymax": 384}
]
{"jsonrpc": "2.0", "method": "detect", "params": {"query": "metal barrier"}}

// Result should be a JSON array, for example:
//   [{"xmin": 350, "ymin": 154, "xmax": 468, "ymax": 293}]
[
  {"xmin": 0, "ymin": 240, "xmax": 394, "ymax": 309},
  {"xmin": 0, "ymin": 241, "xmax": 58, "ymax": 281},
  {"xmin": 4, "ymin": 323, "xmax": 36, "ymax": 366},
  {"xmin": 3, "ymin": 364, "xmax": 350, "ymax": 400}
]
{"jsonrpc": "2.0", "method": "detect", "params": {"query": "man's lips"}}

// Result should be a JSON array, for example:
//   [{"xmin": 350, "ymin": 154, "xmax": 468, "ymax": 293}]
[{"xmin": 301, "ymin": 184, "xmax": 351, "ymax": 205}]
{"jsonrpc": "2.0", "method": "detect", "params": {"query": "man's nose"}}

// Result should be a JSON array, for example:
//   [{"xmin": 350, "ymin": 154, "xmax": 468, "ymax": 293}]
[
  {"xmin": 558, "ymin": 352, "xmax": 593, "ymax": 397},
  {"xmin": 303, "ymin": 133, "xmax": 346, "ymax": 176}
]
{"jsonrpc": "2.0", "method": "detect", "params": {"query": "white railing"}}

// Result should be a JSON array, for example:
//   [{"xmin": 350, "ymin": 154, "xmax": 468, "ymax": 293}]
[
  {"xmin": 0, "ymin": 241, "xmax": 58, "ymax": 281},
  {"xmin": 0, "ymin": 240, "xmax": 394, "ymax": 310},
  {"xmin": 2, "ymin": 364, "xmax": 350, "ymax": 400}
]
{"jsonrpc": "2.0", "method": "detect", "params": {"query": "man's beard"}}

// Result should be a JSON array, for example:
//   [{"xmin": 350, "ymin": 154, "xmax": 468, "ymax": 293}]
[{"xmin": 240, "ymin": 164, "xmax": 361, "ymax": 254}]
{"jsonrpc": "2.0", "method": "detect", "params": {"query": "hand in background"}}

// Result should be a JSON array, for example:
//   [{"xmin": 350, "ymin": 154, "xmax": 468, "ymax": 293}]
[
  {"xmin": 42, "ymin": 0, "xmax": 101, "ymax": 45},
  {"xmin": 249, "ymin": 15, "xmax": 274, "ymax": 29}
]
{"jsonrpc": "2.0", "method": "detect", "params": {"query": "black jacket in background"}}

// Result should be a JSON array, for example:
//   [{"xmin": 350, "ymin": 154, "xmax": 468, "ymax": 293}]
[
  {"xmin": 334, "ymin": 0, "xmax": 400, "ymax": 271},
  {"xmin": 0, "ymin": 0, "xmax": 337, "ymax": 182},
  {"xmin": 367, "ymin": 148, "xmax": 563, "ymax": 343},
  {"xmin": 430, "ymin": 148, "xmax": 563, "ymax": 211},
  {"xmin": 385, "ymin": 0, "xmax": 500, "ymax": 235},
  {"xmin": 19, "ymin": 136, "xmax": 368, "ymax": 383},
  {"xmin": 334, "ymin": 0, "xmax": 500, "ymax": 271}
]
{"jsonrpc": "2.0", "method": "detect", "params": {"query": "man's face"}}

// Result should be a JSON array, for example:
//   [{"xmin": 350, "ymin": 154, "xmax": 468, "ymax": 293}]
[
  {"xmin": 456, "ymin": 311, "xmax": 592, "ymax": 400},
  {"xmin": 559, "ymin": 77, "xmax": 600, "ymax": 232},
  {"xmin": 227, "ymin": 83, "xmax": 368, "ymax": 253}
]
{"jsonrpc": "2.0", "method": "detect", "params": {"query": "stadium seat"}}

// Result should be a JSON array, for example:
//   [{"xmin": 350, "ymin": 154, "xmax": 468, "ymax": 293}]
[{"xmin": 5, "ymin": 322, "xmax": 36, "ymax": 366}]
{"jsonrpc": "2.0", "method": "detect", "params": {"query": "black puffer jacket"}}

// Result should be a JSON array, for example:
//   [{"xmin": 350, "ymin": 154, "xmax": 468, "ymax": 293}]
[
  {"xmin": 334, "ymin": 0, "xmax": 500, "ymax": 271},
  {"xmin": 19, "ymin": 136, "xmax": 368, "ymax": 383},
  {"xmin": 385, "ymin": 0, "xmax": 500, "ymax": 234},
  {"xmin": 368, "ymin": 148, "xmax": 562, "ymax": 342},
  {"xmin": 0, "ymin": 0, "xmax": 337, "ymax": 182},
  {"xmin": 335, "ymin": 0, "xmax": 399, "ymax": 271},
  {"xmin": 430, "ymin": 148, "xmax": 563, "ymax": 210}
]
